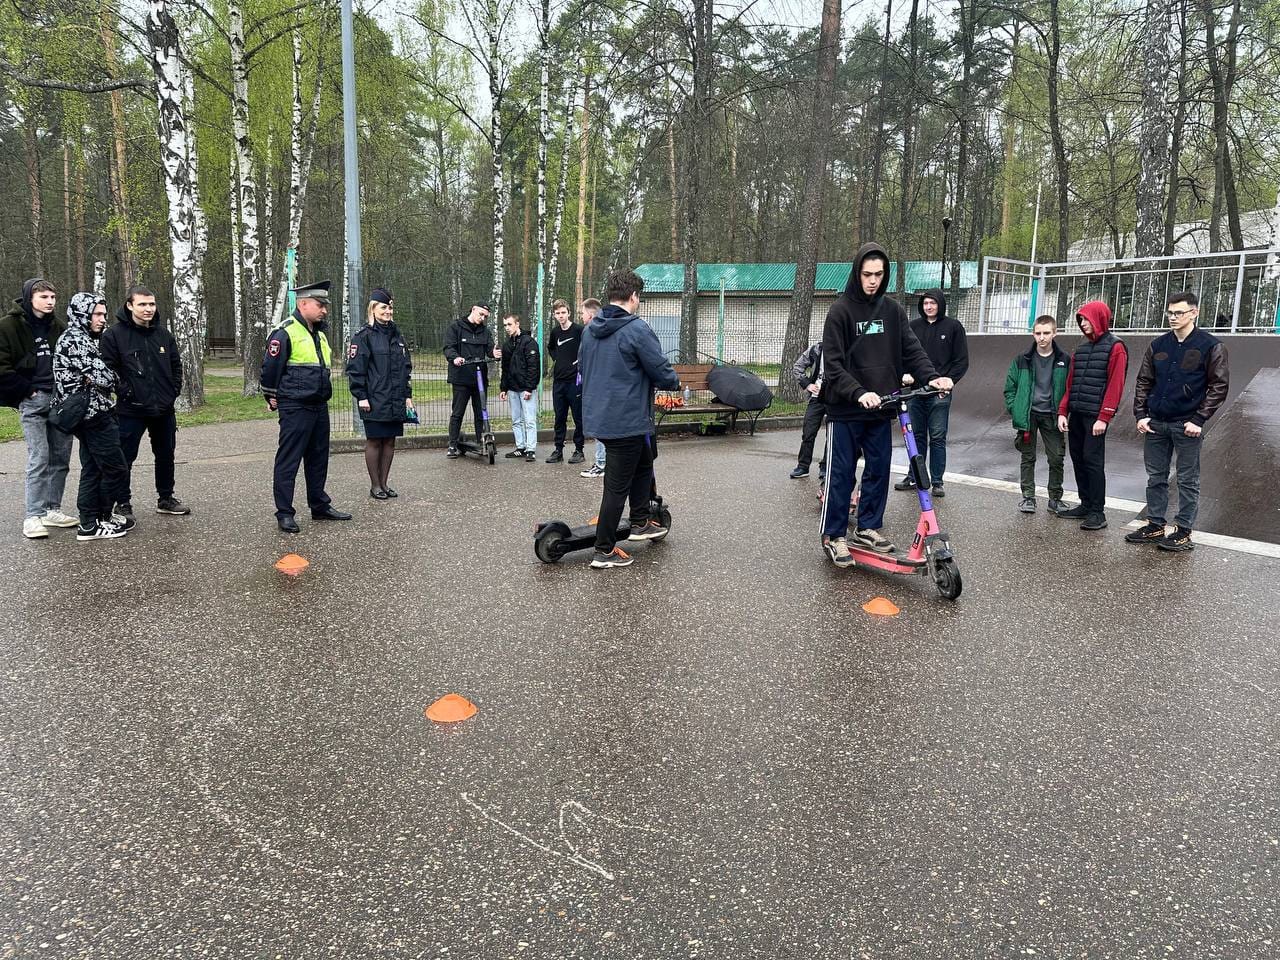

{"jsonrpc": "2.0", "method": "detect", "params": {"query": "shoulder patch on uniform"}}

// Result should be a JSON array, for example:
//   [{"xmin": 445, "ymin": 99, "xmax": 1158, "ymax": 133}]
[
  {"xmin": 268, "ymin": 339, "xmax": 282, "ymax": 357},
  {"xmin": 349, "ymin": 343, "xmax": 359, "ymax": 359}
]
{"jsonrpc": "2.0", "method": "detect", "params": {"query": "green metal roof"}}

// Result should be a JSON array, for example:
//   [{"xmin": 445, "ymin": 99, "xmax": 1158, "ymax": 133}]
[{"xmin": 635, "ymin": 261, "xmax": 978, "ymax": 295}]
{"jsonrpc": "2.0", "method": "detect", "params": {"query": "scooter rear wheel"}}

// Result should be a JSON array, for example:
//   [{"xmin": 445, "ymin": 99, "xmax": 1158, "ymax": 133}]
[
  {"xmin": 932, "ymin": 558, "xmax": 962, "ymax": 600},
  {"xmin": 659, "ymin": 506, "xmax": 672, "ymax": 533},
  {"xmin": 486, "ymin": 440, "xmax": 496, "ymax": 465}
]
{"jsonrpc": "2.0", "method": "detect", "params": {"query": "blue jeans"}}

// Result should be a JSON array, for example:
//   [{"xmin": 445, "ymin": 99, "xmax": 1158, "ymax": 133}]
[
  {"xmin": 19, "ymin": 390, "xmax": 73, "ymax": 519},
  {"xmin": 509, "ymin": 390, "xmax": 538, "ymax": 453},
  {"xmin": 906, "ymin": 394, "xmax": 951, "ymax": 486},
  {"xmin": 1143, "ymin": 420, "xmax": 1203, "ymax": 529},
  {"xmin": 594, "ymin": 440, "xmax": 606, "ymax": 469},
  {"xmin": 821, "ymin": 418, "xmax": 892, "ymax": 538}
]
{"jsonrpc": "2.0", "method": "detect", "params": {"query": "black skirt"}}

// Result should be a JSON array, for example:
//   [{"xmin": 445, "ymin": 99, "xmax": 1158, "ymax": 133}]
[{"xmin": 363, "ymin": 419, "xmax": 404, "ymax": 439}]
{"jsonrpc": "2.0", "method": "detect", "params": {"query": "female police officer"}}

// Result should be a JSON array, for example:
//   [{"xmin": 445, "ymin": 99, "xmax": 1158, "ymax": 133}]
[{"xmin": 346, "ymin": 287, "xmax": 414, "ymax": 499}]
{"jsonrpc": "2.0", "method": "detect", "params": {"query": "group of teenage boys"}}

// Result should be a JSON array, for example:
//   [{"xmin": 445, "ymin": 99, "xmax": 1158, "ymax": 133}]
[
  {"xmin": 1, "ymin": 278, "xmax": 190, "ymax": 543},
  {"xmin": 797, "ymin": 260, "xmax": 1229, "ymax": 559},
  {"xmin": 453, "ymin": 297, "xmax": 609, "ymax": 479}
]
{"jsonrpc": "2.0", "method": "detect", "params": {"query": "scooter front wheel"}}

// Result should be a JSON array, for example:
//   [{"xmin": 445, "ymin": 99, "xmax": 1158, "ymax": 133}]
[
  {"xmin": 486, "ymin": 440, "xmax": 496, "ymax": 465},
  {"xmin": 932, "ymin": 557, "xmax": 962, "ymax": 600}
]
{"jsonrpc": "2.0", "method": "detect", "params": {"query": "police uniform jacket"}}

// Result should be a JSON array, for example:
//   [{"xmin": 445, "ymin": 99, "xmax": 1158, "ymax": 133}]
[
  {"xmin": 262, "ymin": 313, "xmax": 334, "ymax": 405},
  {"xmin": 442, "ymin": 317, "xmax": 494, "ymax": 387},
  {"xmin": 346, "ymin": 321, "xmax": 412, "ymax": 421}
]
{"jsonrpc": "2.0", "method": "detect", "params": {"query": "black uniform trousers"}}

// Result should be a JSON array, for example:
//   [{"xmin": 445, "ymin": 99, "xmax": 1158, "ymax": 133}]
[
  {"xmin": 552, "ymin": 379, "xmax": 584, "ymax": 452},
  {"xmin": 118, "ymin": 411, "xmax": 178, "ymax": 504},
  {"xmin": 448, "ymin": 383, "xmax": 485, "ymax": 445},
  {"xmin": 796, "ymin": 399, "xmax": 828, "ymax": 472},
  {"xmin": 273, "ymin": 401, "xmax": 332, "ymax": 519},
  {"xmin": 595, "ymin": 435, "xmax": 654, "ymax": 552},
  {"xmin": 1067, "ymin": 411, "xmax": 1108, "ymax": 513}
]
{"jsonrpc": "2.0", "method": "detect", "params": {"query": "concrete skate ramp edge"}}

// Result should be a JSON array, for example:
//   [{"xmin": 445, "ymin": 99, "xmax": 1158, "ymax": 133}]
[{"xmin": 947, "ymin": 334, "xmax": 1280, "ymax": 544}]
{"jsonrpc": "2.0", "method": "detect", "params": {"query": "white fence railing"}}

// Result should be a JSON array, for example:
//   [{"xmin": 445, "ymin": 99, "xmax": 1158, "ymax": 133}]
[{"xmin": 978, "ymin": 250, "xmax": 1280, "ymax": 334}]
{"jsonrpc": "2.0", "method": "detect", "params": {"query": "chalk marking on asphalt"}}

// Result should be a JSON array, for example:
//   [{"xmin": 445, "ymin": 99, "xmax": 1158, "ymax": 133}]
[
  {"xmin": 460, "ymin": 792, "xmax": 669, "ymax": 882},
  {"xmin": 1208, "ymin": 664, "xmax": 1270, "ymax": 697},
  {"xmin": 888, "ymin": 465, "xmax": 1280, "ymax": 559}
]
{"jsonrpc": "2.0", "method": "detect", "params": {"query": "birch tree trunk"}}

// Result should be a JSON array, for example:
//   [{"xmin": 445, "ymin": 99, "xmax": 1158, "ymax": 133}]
[
  {"xmin": 574, "ymin": 65, "xmax": 591, "ymax": 305},
  {"xmin": 679, "ymin": 0, "xmax": 713, "ymax": 362},
  {"xmin": 229, "ymin": 159, "xmax": 243, "ymax": 355},
  {"xmin": 62, "ymin": 142, "xmax": 73, "ymax": 283},
  {"xmin": 547, "ymin": 95, "xmax": 574, "ymax": 300},
  {"xmin": 896, "ymin": 0, "xmax": 922, "ymax": 298},
  {"xmin": 487, "ymin": 0, "xmax": 506, "ymax": 310},
  {"xmin": 606, "ymin": 129, "xmax": 646, "ymax": 276},
  {"xmin": 779, "ymin": 0, "xmax": 840, "ymax": 402},
  {"xmin": 230, "ymin": 0, "xmax": 267, "ymax": 394},
  {"xmin": 1163, "ymin": 0, "xmax": 1189, "ymax": 255},
  {"xmin": 536, "ymin": 0, "xmax": 550, "ymax": 324},
  {"xmin": 74, "ymin": 152, "xmax": 86, "ymax": 289},
  {"xmin": 268, "ymin": 28, "xmax": 323, "ymax": 329},
  {"xmin": 145, "ymin": 0, "xmax": 204, "ymax": 408},
  {"xmin": 181, "ymin": 57, "xmax": 208, "ymax": 356}
]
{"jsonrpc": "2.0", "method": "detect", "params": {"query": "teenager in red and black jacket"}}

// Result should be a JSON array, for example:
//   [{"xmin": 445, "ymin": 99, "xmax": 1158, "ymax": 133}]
[{"xmin": 1055, "ymin": 300, "xmax": 1128, "ymax": 530}]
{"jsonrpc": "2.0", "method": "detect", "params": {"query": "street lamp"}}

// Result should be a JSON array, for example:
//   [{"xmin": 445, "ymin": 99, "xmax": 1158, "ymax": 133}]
[{"xmin": 941, "ymin": 216, "xmax": 953, "ymax": 288}]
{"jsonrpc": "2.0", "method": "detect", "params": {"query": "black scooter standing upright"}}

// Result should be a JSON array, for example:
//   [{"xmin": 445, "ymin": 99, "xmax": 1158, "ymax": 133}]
[{"xmin": 454, "ymin": 358, "xmax": 497, "ymax": 465}]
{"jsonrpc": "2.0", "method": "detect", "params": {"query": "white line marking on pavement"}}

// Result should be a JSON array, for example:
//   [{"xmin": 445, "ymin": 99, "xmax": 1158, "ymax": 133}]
[{"xmin": 887, "ymin": 466, "xmax": 1280, "ymax": 559}]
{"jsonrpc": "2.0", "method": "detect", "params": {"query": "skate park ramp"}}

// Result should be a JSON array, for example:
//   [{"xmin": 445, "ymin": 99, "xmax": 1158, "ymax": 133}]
[{"xmin": 943, "ymin": 333, "xmax": 1280, "ymax": 544}]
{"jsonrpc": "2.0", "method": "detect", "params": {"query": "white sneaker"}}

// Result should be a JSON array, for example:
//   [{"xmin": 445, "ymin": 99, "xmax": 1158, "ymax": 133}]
[
  {"xmin": 580, "ymin": 464, "xmax": 605, "ymax": 478},
  {"xmin": 23, "ymin": 517, "xmax": 49, "ymax": 539},
  {"xmin": 40, "ymin": 509, "xmax": 78, "ymax": 528}
]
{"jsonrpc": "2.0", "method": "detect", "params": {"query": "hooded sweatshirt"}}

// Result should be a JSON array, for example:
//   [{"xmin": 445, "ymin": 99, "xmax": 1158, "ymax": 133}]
[
  {"xmin": 53, "ymin": 292, "xmax": 117, "ymax": 420},
  {"xmin": 99, "ymin": 304, "xmax": 183, "ymax": 418},
  {"xmin": 578, "ymin": 303, "xmax": 679, "ymax": 439},
  {"xmin": 909, "ymin": 288, "xmax": 969, "ymax": 382},
  {"xmin": 0, "ymin": 278, "xmax": 67, "ymax": 406},
  {"xmin": 820, "ymin": 242, "xmax": 938, "ymax": 421},
  {"xmin": 1058, "ymin": 301, "xmax": 1127, "ymax": 423}
]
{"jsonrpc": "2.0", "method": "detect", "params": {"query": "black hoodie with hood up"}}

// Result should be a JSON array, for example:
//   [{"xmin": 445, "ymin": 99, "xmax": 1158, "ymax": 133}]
[
  {"xmin": 0, "ymin": 278, "xmax": 67, "ymax": 407},
  {"xmin": 909, "ymin": 288, "xmax": 969, "ymax": 383},
  {"xmin": 820, "ymin": 242, "xmax": 937, "ymax": 421}
]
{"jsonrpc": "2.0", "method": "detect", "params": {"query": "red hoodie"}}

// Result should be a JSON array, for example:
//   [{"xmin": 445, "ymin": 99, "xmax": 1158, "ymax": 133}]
[{"xmin": 1057, "ymin": 300, "xmax": 1127, "ymax": 424}]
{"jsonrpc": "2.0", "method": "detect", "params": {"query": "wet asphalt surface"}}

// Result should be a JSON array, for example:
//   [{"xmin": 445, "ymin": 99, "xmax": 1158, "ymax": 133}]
[{"xmin": 2, "ymin": 424, "xmax": 1279, "ymax": 958}]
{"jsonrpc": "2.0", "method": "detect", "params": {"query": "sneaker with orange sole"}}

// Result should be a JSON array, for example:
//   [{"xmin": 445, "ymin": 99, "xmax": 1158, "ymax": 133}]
[{"xmin": 590, "ymin": 546, "xmax": 634, "ymax": 568}]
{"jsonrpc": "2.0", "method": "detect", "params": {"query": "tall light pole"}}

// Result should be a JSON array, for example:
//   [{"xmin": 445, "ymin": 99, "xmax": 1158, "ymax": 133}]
[{"xmin": 340, "ymin": 0, "xmax": 363, "ymax": 335}]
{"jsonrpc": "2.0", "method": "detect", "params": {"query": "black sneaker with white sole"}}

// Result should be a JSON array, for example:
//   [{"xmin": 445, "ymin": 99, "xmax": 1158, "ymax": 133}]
[
  {"xmin": 628, "ymin": 520, "xmax": 669, "ymax": 542},
  {"xmin": 590, "ymin": 547, "xmax": 633, "ymax": 568},
  {"xmin": 1124, "ymin": 522, "xmax": 1165, "ymax": 544},
  {"xmin": 157, "ymin": 496, "xmax": 190, "ymax": 515},
  {"xmin": 110, "ymin": 512, "xmax": 137, "ymax": 532},
  {"xmin": 115, "ymin": 502, "xmax": 135, "ymax": 520},
  {"xmin": 77, "ymin": 521, "xmax": 127, "ymax": 541}
]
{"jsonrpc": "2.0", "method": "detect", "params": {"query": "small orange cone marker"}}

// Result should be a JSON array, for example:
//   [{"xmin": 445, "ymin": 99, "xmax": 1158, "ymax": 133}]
[
  {"xmin": 274, "ymin": 553, "xmax": 310, "ymax": 575},
  {"xmin": 426, "ymin": 694, "xmax": 477, "ymax": 723},
  {"xmin": 862, "ymin": 597, "xmax": 900, "ymax": 617}
]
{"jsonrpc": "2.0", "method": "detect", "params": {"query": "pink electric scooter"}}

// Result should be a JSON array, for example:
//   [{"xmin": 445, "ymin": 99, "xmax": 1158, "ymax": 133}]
[{"xmin": 842, "ymin": 385, "xmax": 962, "ymax": 599}]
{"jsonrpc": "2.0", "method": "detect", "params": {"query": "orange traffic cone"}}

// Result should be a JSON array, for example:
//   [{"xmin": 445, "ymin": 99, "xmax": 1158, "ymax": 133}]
[
  {"xmin": 274, "ymin": 554, "xmax": 310, "ymax": 576},
  {"xmin": 425, "ymin": 694, "xmax": 478, "ymax": 723},
  {"xmin": 861, "ymin": 597, "xmax": 900, "ymax": 617}
]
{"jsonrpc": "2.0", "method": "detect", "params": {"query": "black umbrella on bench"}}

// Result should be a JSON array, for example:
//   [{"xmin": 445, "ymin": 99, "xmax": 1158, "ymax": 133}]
[{"xmin": 707, "ymin": 364, "xmax": 773, "ymax": 412}]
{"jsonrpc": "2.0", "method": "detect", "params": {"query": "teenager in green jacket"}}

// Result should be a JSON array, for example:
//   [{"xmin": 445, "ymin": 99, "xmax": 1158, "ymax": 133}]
[{"xmin": 1003, "ymin": 315, "xmax": 1070, "ymax": 513}]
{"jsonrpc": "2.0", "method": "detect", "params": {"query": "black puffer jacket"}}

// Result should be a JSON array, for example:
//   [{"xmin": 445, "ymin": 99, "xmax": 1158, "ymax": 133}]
[
  {"xmin": 99, "ymin": 305, "xmax": 183, "ymax": 417},
  {"xmin": 500, "ymin": 331, "xmax": 541, "ymax": 392},
  {"xmin": 442, "ymin": 317, "xmax": 494, "ymax": 387},
  {"xmin": 346, "ymin": 321, "xmax": 412, "ymax": 422}
]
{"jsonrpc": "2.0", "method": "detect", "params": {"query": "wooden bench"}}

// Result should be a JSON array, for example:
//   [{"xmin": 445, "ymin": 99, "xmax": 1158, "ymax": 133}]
[
  {"xmin": 206, "ymin": 337, "xmax": 237, "ymax": 360},
  {"xmin": 655, "ymin": 363, "xmax": 761, "ymax": 436}
]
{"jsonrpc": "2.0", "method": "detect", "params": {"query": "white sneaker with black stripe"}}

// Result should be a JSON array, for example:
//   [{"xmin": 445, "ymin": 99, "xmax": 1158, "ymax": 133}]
[{"xmin": 77, "ymin": 521, "xmax": 127, "ymax": 541}]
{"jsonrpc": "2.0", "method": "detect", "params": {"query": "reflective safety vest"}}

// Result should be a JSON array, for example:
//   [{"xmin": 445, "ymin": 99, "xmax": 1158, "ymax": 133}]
[
  {"xmin": 277, "ymin": 319, "xmax": 334, "ymax": 404},
  {"xmin": 284, "ymin": 318, "xmax": 332, "ymax": 367}
]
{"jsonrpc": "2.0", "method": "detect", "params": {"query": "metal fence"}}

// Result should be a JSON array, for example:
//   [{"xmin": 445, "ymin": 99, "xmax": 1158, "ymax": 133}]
[{"xmin": 978, "ymin": 250, "xmax": 1280, "ymax": 334}]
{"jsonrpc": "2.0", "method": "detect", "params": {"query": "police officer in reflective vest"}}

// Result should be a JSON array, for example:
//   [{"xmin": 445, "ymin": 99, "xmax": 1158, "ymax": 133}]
[{"xmin": 261, "ymin": 280, "xmax": 352, "ymax": 532}]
